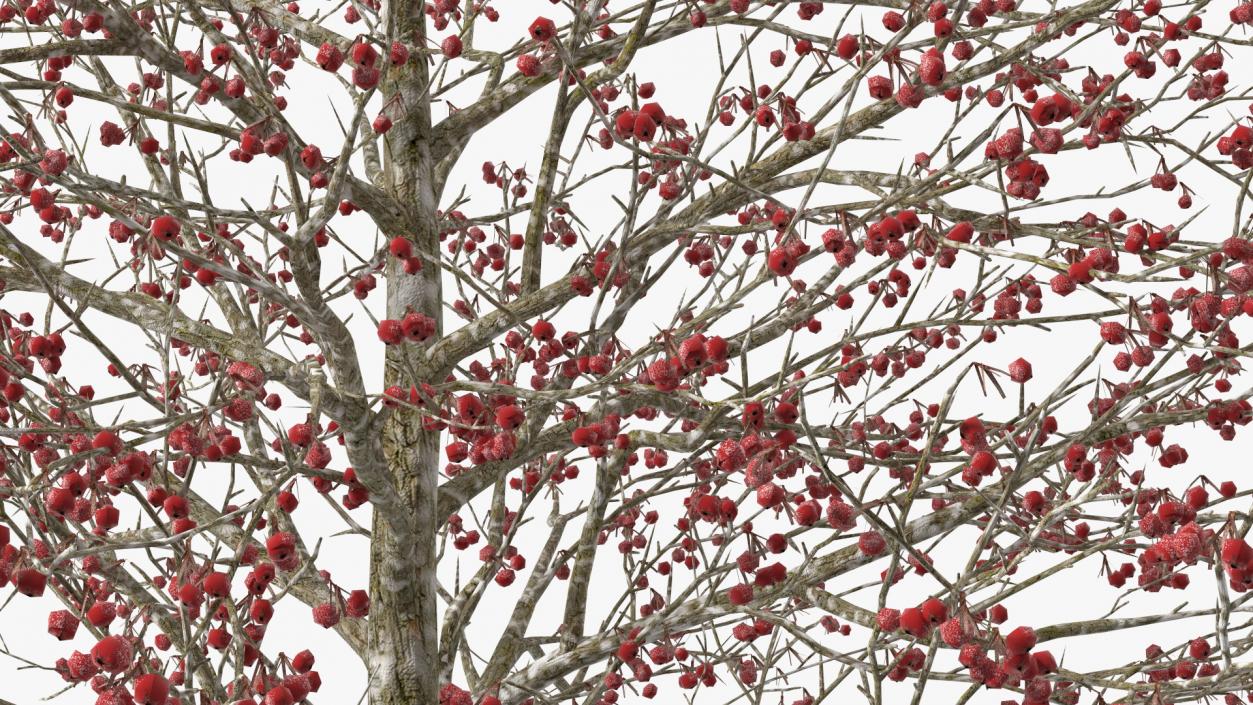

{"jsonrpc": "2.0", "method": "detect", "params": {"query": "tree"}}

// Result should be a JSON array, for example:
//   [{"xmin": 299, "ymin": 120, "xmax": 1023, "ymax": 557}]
[{"xmin": 1, "ymin": 0, "xmax": 1253, "ymax": 703}]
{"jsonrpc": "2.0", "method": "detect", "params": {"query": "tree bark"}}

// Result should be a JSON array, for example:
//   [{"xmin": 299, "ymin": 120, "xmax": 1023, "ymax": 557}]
[{"xmin": 369, "ymin": 2, "xmax": 443, "ymax": 703}]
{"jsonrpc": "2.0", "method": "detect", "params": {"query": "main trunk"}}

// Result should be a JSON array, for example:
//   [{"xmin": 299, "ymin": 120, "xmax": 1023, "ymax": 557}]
[
  {"xmin": 368, "ymin": 410, "xmax": 440, "ymax": 705},
  {"xmin": 368, "ymin": 158, "xmax": 442, "ymax": 703},
  {"xmin": 369, "ymin": 1, "xmax": 443, "ymax": 702}
]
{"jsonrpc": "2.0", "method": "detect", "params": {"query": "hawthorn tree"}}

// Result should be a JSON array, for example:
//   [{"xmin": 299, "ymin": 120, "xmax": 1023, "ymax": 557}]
[{"xmin": 3, "ymin": 0, "xmax": 1253, "ymax": 704}]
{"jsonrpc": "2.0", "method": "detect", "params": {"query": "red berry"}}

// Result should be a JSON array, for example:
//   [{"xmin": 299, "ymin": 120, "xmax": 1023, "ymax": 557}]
[
  {"xmin": 133, "ymin": 673, "xmax": 171, "ymax": 705},
  {"xmin": 727, "ymin": 583, "xmax": 754, "ymax": 605},
  {"xmin": 14, "ymin": 568, "xmax": 47, "ymax": 597},
  {"xmin": 529, "ymin": 17, "xmax": 556, "ymax": 42},
  {"xmin": 150, "ymin": 214, "xmax": 181, "ymax": 241},
  {"xmin": 91, "ymin": 635, "xmax": 134, "ymax": 673},
  {"xmin": 858, "ymin": 531, "xmax": 887, "ymax": 556},
  {"xmin": 265, "ymin": 686, "xmax": 295, "ymax": 705},
  {"xmin": 1007, "ymin": 357, "xmax": 1033, "ymax": 383},
  {"xmin": 919, "ymin": 597, "xmax": 948, "ymax": 624},
  {"xmin": 1005, "ymin": 625, "xmax": 1037, "ymax": 654},
  {"xmin": 312, "ymin": 602, "xmax": 340, "ymax": 628},
  {"xmin": 899, "ymin": 607, "xmax": 929, "ymax": 637},
  {"xmin": 266, "ymin": 532, "xmax": 296, "ymax": 563},
  {"xmin": 767, "ymin": 248, "xmax": 797, "ymax": 277}
]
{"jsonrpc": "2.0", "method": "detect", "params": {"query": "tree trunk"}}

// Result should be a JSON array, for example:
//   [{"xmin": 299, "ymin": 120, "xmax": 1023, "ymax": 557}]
[
  {"xmin": 368, "ymin": 411, "xmax": 440, "ymax": 705},
  {"xmin": 369, "ymin": 1, "xmax": 442, "ymax": 703}
]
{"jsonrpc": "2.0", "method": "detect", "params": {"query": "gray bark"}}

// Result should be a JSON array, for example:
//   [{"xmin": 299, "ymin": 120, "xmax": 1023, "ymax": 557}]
[{"xmin": 367, "ymin": 2, "xmax": 444, "ymax": 703}]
